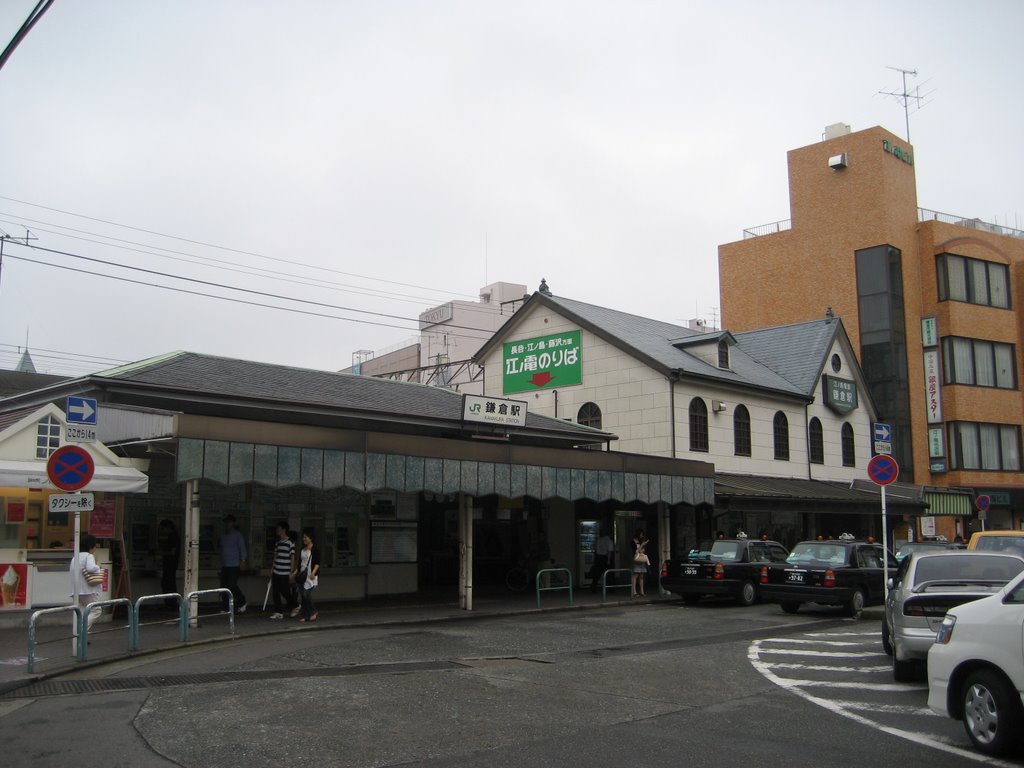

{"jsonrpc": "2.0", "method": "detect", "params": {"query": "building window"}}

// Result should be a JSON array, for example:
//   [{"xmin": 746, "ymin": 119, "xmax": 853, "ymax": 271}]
[
  {"xmin": 948, "ymin": 422, "xmax": 1021, "ymax": 471},
  {"xmin": 689, "ymin": 398, "xmax": 709, "ymax": 452},
  {"xmin": 808, "ymin": 418, "xmax": 824, "ymax": 464},
  {"xmin": 772, "ymin": 411, "xmax": 789, "ymax": 461},
  {"xmin": 942, "ymin": 336, "xmax": 1016, "ymax": 389},
  {"xmin": 36, "ymin": 415, "xmax": 61, "ymax": 459},
  {"xmin": 841, "ymin": 422, "xmax": 855, "ymax": 467},
  {"xmin": 577, "ymin": 402, "xmax": 602, "ymax": 429},
  {"xmin": 717, "ymin": 339, "xmax": 730, "ymax": 369},
  {"xmin": 733, "ymin": 405, "xmax": 751, "ymax": 457},
  {"xmin": 831, "ymin": 354, "xmax": 842, "ymax": 373},
  {"xmin": 937, "ymin": 253, "xmax": 1011, "ymax": 309}
]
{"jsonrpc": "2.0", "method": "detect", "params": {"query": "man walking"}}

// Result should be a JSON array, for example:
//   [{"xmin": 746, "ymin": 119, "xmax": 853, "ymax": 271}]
[
  {"xmin": 269, "ymin": 521, "xmax": 299, "ymax": 619},
  {"xmin": 219, "ymin": 515, "xmax": 247, "ymax": 613}
]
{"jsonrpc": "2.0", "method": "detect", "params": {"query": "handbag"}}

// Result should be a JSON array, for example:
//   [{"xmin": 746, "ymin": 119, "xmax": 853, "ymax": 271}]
[
  {"xmin": 634, "ymin": 550, "xmax": 646, "ymax": 564},
  {"xmin": 83, "ymin": 567, "xmax": 104, "ymax": 586}
]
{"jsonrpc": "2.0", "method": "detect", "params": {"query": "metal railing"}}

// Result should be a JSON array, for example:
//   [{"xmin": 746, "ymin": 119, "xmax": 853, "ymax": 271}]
[
  {"xmin": 742, "ymin": 219, "xmax": 792, "ymax": 239},
  {"xmin": 599, "ymin": 568, "xmax": 633, "ymax": 601},
  {"xmin": 183, "ymin": 588, "xmax": 235, "ymax": 641},
  {"xmin": 535, "ymin": 567, "xmax": 573, "ymax": 608},
  {"xmin": 918, "ymin": 208, "xmax": 1024, "ymax": 239},
  {"xmin": 132, "ymin": 593, "xmax": 187, "ymax": 650},
  {"xmin": 28, "ymin": 605, "xmax": 84, "ymax": 674},
  {"xmin": 78, "ymin": 598, "xmax": 133, "ymax": 661}
]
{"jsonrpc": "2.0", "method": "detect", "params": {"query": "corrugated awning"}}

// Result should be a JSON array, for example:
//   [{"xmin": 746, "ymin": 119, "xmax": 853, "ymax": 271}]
[
  {"xmin": 176, "ymin": 437, "xmax": 715, "ymax": 506},
  {"xmin": 716, "ymin": 473, "xmax": 928, "ymax": 509},
  {"xmin": 925, "ymin": 491, "xmax": 974, "ymax": 516}
]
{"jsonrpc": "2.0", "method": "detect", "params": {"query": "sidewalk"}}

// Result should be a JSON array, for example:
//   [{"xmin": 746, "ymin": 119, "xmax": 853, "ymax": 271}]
[{"xmin": 0, "ymin": 584, "xmax": 649, "ymax": 689}]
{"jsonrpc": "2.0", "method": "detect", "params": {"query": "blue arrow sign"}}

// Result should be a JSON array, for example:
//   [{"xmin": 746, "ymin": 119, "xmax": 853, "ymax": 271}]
[
  {"xmin": 67, "ymin": 396, "xmax": 98, "ymax": 425},
  {"xmin": 872, "ymin": 422, "xmax": 892, "ymax": 442}
]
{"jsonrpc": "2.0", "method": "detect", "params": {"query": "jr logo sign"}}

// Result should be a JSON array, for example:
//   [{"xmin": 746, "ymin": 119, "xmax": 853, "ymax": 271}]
[{"xmin": 503, "ymin": 330, "xmax": 582, "ymax": 394}]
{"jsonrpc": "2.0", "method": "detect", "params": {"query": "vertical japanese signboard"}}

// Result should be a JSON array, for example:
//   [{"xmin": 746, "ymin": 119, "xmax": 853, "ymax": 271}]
[
  {"xmin": 923, "ymin": 349, "xmax": 943, "ymax": 424},
  {"xmin": 503, "ymin": 330, "xmax": 582, "ymax": 394}
]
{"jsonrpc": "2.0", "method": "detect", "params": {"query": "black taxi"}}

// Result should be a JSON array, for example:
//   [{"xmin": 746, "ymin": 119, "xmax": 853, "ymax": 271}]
[
  {"xmin": 757, "ymin": 534, "xmax": 897, "ymax": 618},
  {"xmin": 661, "ymin": 534, "xmax": 790, "ymax": 606}
]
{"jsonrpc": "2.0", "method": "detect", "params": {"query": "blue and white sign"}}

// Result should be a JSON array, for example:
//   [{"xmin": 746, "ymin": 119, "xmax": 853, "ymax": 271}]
[
  {"xmin": 872, "ymin": 422, "xmax": 892, "ymax": 456},
  {"xmin": 66, "ymin": 396, "xmax": 98, "ymax": 425}
]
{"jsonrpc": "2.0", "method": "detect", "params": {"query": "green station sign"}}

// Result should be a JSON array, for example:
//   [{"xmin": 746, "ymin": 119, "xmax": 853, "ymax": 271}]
[
  {"xmin": 823, "ymin": 374, "xmax": 858, "ymax": 414},
  {"xmin": 503, "ymin": 330, "xmax": 582, "ymax": 394}
]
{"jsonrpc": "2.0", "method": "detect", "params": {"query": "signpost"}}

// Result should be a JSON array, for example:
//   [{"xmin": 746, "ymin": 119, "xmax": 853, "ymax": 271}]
[
  {"xmin": 872, "ymin": 422, "xmax": 893, "ymax": 456},
  {"xmin": 867, "ymin": 454, "xmax": 900, "ymax": 598},
  {"xmin": 65, "ymin": 396, "xmax": 98, "ymax": 443},
  {"xmin": 47, "ymin": 445, "xmax": 95, "ymax": 653},
  {"xmin": 976, "ymin": 495, "xmax": 991, "ymax": 531}
]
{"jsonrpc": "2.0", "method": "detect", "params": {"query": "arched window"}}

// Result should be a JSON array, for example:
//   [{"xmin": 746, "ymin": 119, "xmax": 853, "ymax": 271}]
[
  {"xmin": 773, "ymin": 411, "xmax": 790, "ymax": 461},
  {"xmin": 841, "ymin": 422, "xmax": 856, "ymax": 467},
  {"xmin": 689, "ymin": 398, "xmax": 709, "ymax": 452},
  {"xmin": 733, "ymin": 404, "xmax": 751, "ymax": 457},
  {"xmin": 577, "ymin": 402, "xmax": 602, "ymax": 429},
  {"xmin": 808, "ymin": 417, "xmax": 824, "ymax": 464},
  {"xmin": 717, "ymin": 339, "xmax": 730, "ymax": 369}
]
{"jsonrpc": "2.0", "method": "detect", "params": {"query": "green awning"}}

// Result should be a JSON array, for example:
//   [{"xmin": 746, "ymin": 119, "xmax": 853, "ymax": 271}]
[
  {"xmin": 176, "ymin": 437, "xmax": 715, "ymax": 507},
  {"xmin": 924, "ymin": 491, "xmax": 974, "ymax": 516}
]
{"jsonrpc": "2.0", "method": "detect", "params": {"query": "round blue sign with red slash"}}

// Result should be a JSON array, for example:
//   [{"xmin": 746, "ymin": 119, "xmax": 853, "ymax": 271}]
[
  {"xmin": 47, "ymin": 445, "xmax": 95, "ymax": 491},
  {"xmin": 867, "ymin": 454, "xmax": 900, "ymax": 486},
  {"xmin": 976, "ymin": 495, "xmax": 991, "ymax": 513}
]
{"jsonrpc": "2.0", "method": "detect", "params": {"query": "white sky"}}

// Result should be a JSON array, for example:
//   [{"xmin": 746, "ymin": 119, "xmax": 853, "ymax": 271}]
[{"xmin": 0, "ymin": 1, "xmax": 1021, "ymax": 376}]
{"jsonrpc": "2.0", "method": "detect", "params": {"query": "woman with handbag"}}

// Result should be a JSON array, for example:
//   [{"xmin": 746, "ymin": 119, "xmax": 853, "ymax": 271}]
[
  {"xmin": 295, "ymin": 529, "xmax": 321, "ymax": 623},
  {"xmin": 632, "ymin": 530, "xmax": 651, "ymax": 598},
  {"xmin": 69, "ymin": 534, "xmax": 104, "ymax": 633}
]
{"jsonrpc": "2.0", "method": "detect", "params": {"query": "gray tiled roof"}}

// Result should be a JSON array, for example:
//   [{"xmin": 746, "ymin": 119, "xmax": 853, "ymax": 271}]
[
  {"xmin": 732, "ymin": 320, "xmax": 839, "ymax": 395},
  {"xmin": 536, "ymin": 294, "xmax": 808, "ymax": 398},
  {"xmin": 90, "ymin": 351, "xmax": 605, "ymax": 438}
]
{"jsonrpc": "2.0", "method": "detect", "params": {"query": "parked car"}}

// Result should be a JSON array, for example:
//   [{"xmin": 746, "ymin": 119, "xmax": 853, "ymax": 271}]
[
  {"xmin": 883, "ymin": 550, "xmax": 1024, "ymax": 681},
  {"xmin": 928, "ymin": 570, "xmax": 1024, "ymax": 757},
  {"xmin": 757, "ymin": 535, "xmax": 896, "ymax": 617},
  {"xmin": 660, "ymin": 535, "xmax": 789, "ymax": 606},
  {"xmin": 967, "ymin": 530, "xmax": 1024, "ymax": 555},
  {"xmin": 894, "ymin": 540, "xmax": 964, "ymax": 562}
]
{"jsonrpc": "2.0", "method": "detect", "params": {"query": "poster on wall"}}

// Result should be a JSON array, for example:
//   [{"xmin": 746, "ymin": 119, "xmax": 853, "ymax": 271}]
[
  {"xmin": 503, "ymin": 330, "xmax": 582, "ymax": 394},
  {"xmin": 4, "ymin": 498, "xmax": 27, "ymax": 524},
  {"xmin": 0, "ymin": 563, "xmax": 29, "ymax": 609},
  {"xmin": 90, "ymin": 500, "xmax": 116, "ymax": 538}
]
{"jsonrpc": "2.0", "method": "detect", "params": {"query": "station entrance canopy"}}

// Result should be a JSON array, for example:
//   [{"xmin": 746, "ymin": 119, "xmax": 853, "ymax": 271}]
[{"xmin": 176, "ymin": 437, "xmax": 715, "ymax": 506}]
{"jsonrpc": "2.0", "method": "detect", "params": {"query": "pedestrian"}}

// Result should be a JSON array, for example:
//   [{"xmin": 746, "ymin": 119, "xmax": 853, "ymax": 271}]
[
  {"xmin": 269, "ymin": 521, "xmax": 299, "ymax": 619},
  {"xmin": 219, "ymin": 514, "xmax": 247, "ymax": 613},
  {"xmin": 296, "ymin": 528, "xmax": 320, "ymax": 623},
  {"xmin": 589, "ymin": 528, "xmax": 615, "ymax": 593},
  {"xmin": 632, "ymin": 530, "xmax": 650, "ymax": 597},
  {"xmin": 69, "ymin": 534, "xmax": 103, "ymax": 634},
  {"xmin": 157, "ymin": 519, "xmax": 180, "ymax": 608}
]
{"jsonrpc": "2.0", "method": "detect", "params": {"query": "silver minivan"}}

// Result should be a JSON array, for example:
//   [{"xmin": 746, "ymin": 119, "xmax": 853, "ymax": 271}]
[{"xmin": 883, "ymin": 550, "xmax": 1024, "ymax": 681}]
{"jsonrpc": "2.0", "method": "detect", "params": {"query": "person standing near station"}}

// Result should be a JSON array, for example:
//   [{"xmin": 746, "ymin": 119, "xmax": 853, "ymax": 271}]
[
  {"xmin": 269, "ymin": 521, "xmax": 299, "ymax": 619},
  {"xmin": 632, "ymin": 530, "xmax": 651, "ymax": 598},
  {"xmin": 69, "ymin": 534, "xmax": 103, "ymax": 633},
  {"xmin": 219, "ymin": 515, "xmax": 247, "ymax": 613},
  {"xmin": 590, "ymin": 528, "xmax": 615, "ymax": 593},
  {"xmin": 296, "ymin": 528, "xmax": 320, "ymax": 623}
]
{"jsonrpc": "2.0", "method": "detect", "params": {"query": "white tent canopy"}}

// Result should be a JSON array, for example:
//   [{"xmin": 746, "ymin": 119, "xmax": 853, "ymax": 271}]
[{"xmin": 0, "ymin": 458, "xmax": 149, "ymax": 493}]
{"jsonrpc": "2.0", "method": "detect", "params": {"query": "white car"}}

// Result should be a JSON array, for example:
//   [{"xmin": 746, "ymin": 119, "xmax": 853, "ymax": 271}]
[{"xmin": 928, "ymin": 569, "xmax": 1024, "ymax": 757}]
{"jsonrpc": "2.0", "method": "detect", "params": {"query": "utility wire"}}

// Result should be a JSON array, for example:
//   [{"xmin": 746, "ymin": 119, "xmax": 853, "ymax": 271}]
[{"xmin": 0, "ymin": 0, "xmax": 57, "ymax": 74}]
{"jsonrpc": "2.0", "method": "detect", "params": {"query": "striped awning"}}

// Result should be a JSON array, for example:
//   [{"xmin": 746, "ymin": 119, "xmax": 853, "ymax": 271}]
[{"xmin": 924, "ymin": 491, "xmax": 974, "ymax": 516}]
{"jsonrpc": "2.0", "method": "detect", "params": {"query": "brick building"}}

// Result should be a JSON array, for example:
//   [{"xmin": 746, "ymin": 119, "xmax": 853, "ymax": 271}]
[{"xmin": 719, "ymin": 123, "xmax": 1024, "ymax": 538}]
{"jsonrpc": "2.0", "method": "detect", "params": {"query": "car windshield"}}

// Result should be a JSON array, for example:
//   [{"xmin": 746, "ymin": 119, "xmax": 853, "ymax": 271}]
[
  {"xmin": 787, "ymin": 543, "xmax": 847, "ymax": 566},
  {"xmin": 914, "ymin": 554, "xmax": 1024, "ymax": 587},
  {"xmin": 973, "ymin": 535, "xmax": 1024, "ymax": 556}
]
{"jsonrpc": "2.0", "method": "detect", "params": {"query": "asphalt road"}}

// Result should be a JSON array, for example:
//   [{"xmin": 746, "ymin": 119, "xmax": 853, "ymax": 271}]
[{"xmin": 0, "ymin": 600, "xmax": 1018, "ymax": 768}]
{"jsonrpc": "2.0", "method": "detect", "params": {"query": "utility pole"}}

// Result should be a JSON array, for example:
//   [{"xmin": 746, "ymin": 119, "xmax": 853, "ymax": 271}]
[{"xmin": 0, "ymin": 229, "xmax": 37, "ymax": 294}]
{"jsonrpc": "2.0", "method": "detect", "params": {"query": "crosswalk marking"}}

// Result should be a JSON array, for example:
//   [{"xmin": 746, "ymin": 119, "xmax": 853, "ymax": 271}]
[
  {"xmin": 755, "ymin": 647, "xmax": 886, "ymax": 658},
  {"xmin": 761, "ymin": 662, "xmax": 890, "ymax": 673}
]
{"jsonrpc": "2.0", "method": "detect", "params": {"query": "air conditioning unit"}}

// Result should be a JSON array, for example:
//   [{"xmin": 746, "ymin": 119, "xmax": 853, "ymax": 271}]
[{"xmin": 828, "ymin": 153, "xmax": 848, "ymax": 170}]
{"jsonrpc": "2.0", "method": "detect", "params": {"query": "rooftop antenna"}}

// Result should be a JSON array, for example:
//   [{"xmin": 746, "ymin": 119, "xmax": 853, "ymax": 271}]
[{"xmin": 878, "ymin": 66, "xmax": 934, "ymax": 143}]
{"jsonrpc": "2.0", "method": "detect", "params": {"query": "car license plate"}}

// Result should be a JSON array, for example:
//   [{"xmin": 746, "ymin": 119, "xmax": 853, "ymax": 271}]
[
  {"xmin": 683, "ymin": 566, "xmax": 698, "ymax": 576},
  {"xmin": 786, "ymin": 571, "xmax": 805, "ymax": 584}
]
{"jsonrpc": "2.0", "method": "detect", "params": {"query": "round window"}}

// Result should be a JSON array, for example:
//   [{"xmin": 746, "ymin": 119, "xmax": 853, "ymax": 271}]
[{"xmin": 831, "ymin": 354, "xmax": 842, "ymax": 373}]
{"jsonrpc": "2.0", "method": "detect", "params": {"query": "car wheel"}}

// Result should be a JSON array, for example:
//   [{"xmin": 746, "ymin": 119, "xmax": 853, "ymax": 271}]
[
  {"xmin": 682, "ymin": 594, "xmax": 701, "ymax": 605},
  {"xmin": 845, "ymin": 589, "xmax": 865, "ymax": 618},
  {"xmin": 737, "ymin": 581, "xmax": 757, "ymax": 607},
  {"xmin": 780, "ymin": 601, "xmax": 800, "ymax": 614},
  {"xmin": 962, "ymin": 669, "xmax": 1024, "ymax": 757},
  {"xmin": 881, "ymin": 618, "xmax": 893, "ymax": 656},
  {"xmin": 892, "ymin": 654, "xmax": 917, "ymax": 682}
]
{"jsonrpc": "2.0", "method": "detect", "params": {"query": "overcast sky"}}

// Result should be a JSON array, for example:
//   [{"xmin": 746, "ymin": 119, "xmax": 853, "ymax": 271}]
[{"xmin": 0, "ymin": 1, "xmax": 1021, "ymax": 377}]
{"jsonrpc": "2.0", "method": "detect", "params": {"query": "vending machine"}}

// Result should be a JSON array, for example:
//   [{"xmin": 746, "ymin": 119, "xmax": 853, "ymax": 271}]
[{"xmin": 577, "ymin": 520, "xmax": 599, "ymax": 585}]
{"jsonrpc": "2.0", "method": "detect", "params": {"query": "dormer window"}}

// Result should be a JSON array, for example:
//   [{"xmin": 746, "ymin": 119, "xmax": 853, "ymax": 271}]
[
  {"xmin": 717, "ymin": 339, "xmax": 730, "ymax": 369},
  {"xmin": 36, "ymin": 415, "xmax": 61, "ymax": 459}
]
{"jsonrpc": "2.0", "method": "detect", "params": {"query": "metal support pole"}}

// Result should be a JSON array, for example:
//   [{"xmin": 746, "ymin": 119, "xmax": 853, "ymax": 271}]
[
  {"xmin": 881, "ymin": 485, "xmax": 890, "ymax": 600},
  {"xmin": 184, "ymin": 479, "xmax": 201, "ymax": 627},
  {"xmin": 459, "ymin": 493, "xmax": 473, "ymax": 611}
]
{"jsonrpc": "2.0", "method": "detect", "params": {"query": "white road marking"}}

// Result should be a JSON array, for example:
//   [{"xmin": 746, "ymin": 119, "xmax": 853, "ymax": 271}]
[
  {"xmin": 783, "ymin": 678, "xmax": 926, "ymax": 691},
  {"xmin": 749, "ymin": 638, "xmax": 1017, "ymax": 767},
  {"xmin": 762, "ymin": 662, "xmax": 891, "ymax": 673},
  {"xmin": 756, "ymin": 647, "xmax": 886, "ymax": 658},
  {"xmin": 831, "ymin": 700, "xmax": 937, "ymax": 716},
  {"xmin": 758, "ymin": 638, "xmax": 871, "ymax": 647}
]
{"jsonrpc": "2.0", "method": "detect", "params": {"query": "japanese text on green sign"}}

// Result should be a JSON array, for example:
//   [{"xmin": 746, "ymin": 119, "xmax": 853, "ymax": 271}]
[{"xmin": 503, "ymin": 330, "xmax": 582, "ymax": 394}]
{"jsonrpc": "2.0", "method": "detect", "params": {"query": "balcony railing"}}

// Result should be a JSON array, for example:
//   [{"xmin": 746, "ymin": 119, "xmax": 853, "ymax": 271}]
[
  {"xmin": 918, "ymin": 208, "xmax": 1024, "ymax": 239},
  {"xmin": 742, "ymin": 219, "xmax": 792, "ymax": 239}
]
